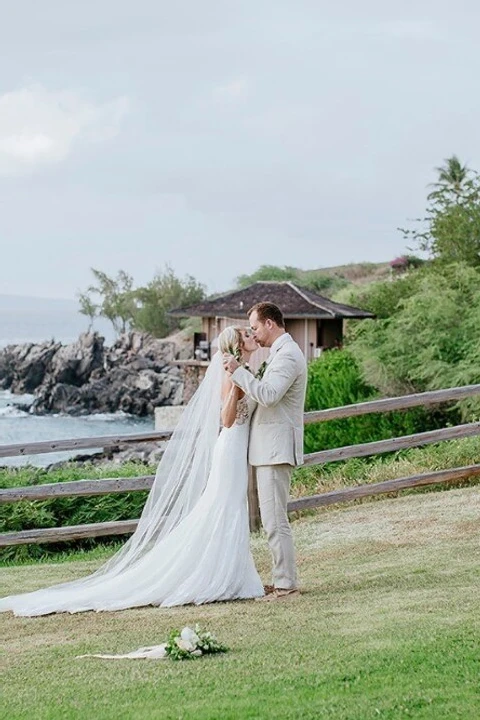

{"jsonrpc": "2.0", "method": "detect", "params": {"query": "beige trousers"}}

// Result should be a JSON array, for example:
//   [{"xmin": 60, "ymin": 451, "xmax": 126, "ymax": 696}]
[{"xmin": 255, "ymin": 464, "xmax": 298, "ymax": 590}]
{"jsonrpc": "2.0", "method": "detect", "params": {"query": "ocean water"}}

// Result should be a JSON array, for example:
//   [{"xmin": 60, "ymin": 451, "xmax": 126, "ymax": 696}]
[
  {"xmin": 0, "ymin": 293, "xmax": 116, "ymax": 347},
  {"xmin": 0, "ymin": 295, "xmax": 154, "ymax": 467}
]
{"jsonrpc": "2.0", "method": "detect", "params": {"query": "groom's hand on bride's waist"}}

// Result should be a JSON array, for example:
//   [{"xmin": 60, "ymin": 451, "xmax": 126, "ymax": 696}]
[{"xmin": 222, "ymin": 353, "xmax": 240, "ymax": 374}]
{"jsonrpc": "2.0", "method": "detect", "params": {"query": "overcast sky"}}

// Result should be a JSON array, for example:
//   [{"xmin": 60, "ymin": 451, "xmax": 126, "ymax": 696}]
[{"xmin": 1, "ymin": 1, "xmax": 479, "ymax": 299}]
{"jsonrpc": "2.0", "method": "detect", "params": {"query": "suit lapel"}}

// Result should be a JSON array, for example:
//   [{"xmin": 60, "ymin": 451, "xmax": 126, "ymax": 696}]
[{"xmin": 267, "ymin": 334, "xmax": 292, "ymax": 367}]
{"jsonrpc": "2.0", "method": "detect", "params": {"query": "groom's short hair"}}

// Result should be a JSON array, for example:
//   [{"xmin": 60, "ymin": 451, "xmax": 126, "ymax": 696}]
[{"xmin": 248, "ymin": 302, "xmax": 285, "ymax": 328}]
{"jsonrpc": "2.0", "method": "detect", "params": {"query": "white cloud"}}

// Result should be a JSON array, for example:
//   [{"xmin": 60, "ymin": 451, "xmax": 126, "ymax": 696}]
[
  {"xmin": 370, "ymin": 20, "xmax": 445, "ymax": 41},
  {"xmin": 212, "ymin": 76, "xmax": 249, "ymax": 104},
  {"xmin": 0, "ymin": 85, "xmax": 129, "ymax": 175}
]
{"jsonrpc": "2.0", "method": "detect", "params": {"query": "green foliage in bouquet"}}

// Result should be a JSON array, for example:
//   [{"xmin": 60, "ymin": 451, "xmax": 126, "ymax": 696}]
[
  {"xmin": 227, "ymin": 344, "xmax": 242, "ymax": 363},
  {"xmin": 165, "ymin": 625, "xmax": 228, "ymax": 661}
]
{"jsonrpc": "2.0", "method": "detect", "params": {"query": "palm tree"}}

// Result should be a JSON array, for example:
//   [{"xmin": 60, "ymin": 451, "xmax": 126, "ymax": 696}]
[{"xmin": 433, "ymin": 155, "xmax": 470, "ymax": 195}]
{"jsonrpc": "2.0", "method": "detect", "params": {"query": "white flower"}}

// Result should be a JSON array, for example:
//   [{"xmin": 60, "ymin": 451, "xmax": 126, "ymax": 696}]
[
  {"xmin": 181, "ymin": 627, "xmax": 200, "ymax": 646},
  {"xmin": 175, "ymin": 638, "xmax": 195, "ymax": 652}
]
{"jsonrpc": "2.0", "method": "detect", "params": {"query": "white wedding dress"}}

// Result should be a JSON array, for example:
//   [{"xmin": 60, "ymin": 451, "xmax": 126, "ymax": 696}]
[{"xmin": 0, "ymin": 356, "xmax": 264, "ymax": 616}]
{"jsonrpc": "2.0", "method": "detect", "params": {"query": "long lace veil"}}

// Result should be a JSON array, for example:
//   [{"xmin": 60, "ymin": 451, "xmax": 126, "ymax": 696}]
[
  {"xmin": 6, "ymin": 351, "xmax": 225, "ymax": 599},
  {"xmin": 87, "ymin": 350, "xmax": 225, "ymax": 582}
]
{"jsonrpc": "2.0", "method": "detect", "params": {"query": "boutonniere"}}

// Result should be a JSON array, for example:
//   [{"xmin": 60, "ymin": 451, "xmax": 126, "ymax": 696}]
[{"xmin": 256, "ymin": 361, "xmax": 268, "ymax": 379}]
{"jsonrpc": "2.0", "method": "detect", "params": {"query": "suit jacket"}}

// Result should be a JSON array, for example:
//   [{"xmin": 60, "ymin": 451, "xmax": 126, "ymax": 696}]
[{"xmin": 231, "ymin": 333, "xmax": 307, "ymax": 467}]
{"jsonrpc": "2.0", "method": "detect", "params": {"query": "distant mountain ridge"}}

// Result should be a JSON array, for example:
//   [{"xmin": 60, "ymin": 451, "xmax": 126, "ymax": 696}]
[{"xmin": 294, "ymin": 261, "xmax": 392, "ymax": 286}]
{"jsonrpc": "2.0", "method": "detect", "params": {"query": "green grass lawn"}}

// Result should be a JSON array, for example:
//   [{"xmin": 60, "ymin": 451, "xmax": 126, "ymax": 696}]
[{"xmin": 1, "ymin": 486, "xmax": 479, "ymax": 720}]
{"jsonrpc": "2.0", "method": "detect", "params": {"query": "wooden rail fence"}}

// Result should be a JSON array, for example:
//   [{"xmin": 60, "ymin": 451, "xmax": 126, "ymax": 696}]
[{"xmin": 1, "ymin": 383, "xmax": 479, "ymax": 546}]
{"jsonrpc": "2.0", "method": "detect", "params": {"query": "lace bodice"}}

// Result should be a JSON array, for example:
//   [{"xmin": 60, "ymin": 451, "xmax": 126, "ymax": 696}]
[{"xmin": 234, "ymin": 395, "xmax": 256, "ymax": 425}]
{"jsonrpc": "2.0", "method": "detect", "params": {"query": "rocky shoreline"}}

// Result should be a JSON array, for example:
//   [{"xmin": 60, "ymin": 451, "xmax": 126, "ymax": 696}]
[
  {"xmin": 0, "ymin": 331, "xmax": 189, "ymax": 417},
  {"xmin": 47, "ymin": 440, "xmax": 168, "ymax": 470}
]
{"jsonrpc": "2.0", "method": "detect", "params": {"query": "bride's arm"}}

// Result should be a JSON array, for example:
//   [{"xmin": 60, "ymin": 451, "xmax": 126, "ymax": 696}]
[{"xmin": 221, "ymin": 374, "xmax": 244, "ymax": 428}]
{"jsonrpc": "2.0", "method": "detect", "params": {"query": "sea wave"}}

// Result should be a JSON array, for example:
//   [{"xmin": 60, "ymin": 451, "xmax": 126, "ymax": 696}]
[
  {"xmin": 47, "ymin": 411, "xmax": 134, "ymax": 421},
  {"xmin": 84, "ymin": 411, "xmax": 132, "ymax": 421},
  {"xmin": 0, "ymin": 390, "xmax": 35, "ymax": 404},
  {"xmin": 0, "ymin": 405, "xmax": 29, "ymax": 418}
]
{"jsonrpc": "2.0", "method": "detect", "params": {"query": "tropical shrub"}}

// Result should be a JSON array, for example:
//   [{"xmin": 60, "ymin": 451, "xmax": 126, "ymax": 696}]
[
  {"xmin": 345, "ymin": 263, "xmax": 480, "ymax": 419},
  {"xmin": 304, "ymin": 349, "xmax": 445, "ymax": 454}
]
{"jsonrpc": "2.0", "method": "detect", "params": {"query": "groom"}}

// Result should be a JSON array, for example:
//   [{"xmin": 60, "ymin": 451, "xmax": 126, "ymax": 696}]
[{"xmin": 223, "ymin": 302, "xmax": 307, "ymax": 601}]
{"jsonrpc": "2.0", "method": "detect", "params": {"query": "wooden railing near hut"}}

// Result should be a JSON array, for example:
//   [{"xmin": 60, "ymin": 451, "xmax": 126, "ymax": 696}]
[{"xmin": 1, "ymin": 384, "xmax": 479, "ymax": 547}]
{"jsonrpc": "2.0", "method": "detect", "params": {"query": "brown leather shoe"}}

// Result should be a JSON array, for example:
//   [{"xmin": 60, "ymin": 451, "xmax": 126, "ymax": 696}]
[
  {"xmin": 256, "ymin": 588, "xmax": 300, "ymax": 602},
  {"xmin": 263, "ymin": 584, "xmax": 275, "ymax": 595}
]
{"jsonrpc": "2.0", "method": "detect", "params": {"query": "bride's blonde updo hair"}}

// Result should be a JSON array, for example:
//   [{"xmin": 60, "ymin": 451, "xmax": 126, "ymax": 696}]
[{"xmin": 217, "ymin": 326, "xmax": 244, "ymax": 355}]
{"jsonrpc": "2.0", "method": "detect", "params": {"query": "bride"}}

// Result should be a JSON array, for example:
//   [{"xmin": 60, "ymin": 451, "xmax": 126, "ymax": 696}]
[{"xmin": 0, "ymin": 327, "xmax": 264, "ymax": 616}]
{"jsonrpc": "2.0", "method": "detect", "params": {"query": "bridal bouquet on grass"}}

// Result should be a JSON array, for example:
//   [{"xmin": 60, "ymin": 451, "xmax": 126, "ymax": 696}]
[
  {"xmin": 77, "ymin": 625, "xmax": 228, "ymax": 661},
  {"xmin": 165, "ymin": 624, "xmax": 228, "ymax": 660}
]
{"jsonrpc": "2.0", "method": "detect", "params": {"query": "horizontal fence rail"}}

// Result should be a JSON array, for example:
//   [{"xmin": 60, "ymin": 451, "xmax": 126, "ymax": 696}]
[
  {"xmin": 0, "ymin": 431, "xmax": 172, "ymax": 460},
  {"xmin": 2, "ymin": 464, "xmax": 479, "ymax": 547},
  {"xmin": 0, "ymin": 475, "xmax": 156, "ymax": 505},
  {"xmin": 304, "ymin": 383, "xmax": 480, "ymax": 424},
  {"xmin": 287, "ymin": 464, "xmax": 480, "ymax": 512},
  {"xmin": 0, "ymin": 520, "xmax": 139, "ymax": 547},
  {"xmin": 2, "ymin": 423, "xmax": 479, "ymax": 507},
  {"xmin": 1, "ymin": 383, "xmax": 479, "ymax": 546},
  {"xmin": 303, "ymin": 422, "xmax": 480, "ymax": 466},
  {"xmin": 2, "ymin": 383, "xmax": 478, "ymax": 460}
]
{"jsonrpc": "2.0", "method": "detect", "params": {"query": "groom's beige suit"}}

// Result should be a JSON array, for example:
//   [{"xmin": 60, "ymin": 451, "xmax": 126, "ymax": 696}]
[{"xmin": 232, "ymin": 333, "xmax": 307, "ymax": 589}]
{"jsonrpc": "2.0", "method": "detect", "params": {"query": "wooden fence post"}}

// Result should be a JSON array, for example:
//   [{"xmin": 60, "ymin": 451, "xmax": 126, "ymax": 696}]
[{"xmin": 248, "ymin": 465, "xmax": 261, "ymax": 532}]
